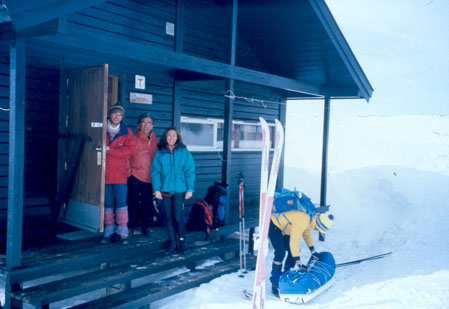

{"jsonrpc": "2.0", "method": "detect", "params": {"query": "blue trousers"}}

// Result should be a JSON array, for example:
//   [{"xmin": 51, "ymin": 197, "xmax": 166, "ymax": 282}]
[{"xmin": 104, "ymin": 183, "xmax": 128, "ymax": 237}]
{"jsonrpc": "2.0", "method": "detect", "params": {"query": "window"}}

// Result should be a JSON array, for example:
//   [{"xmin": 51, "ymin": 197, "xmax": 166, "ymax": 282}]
[
  {"xmin": 180, "ymin": 117, "xmax": 275, "ymax": 151},
  {"xmin": 181, "ymin": 118, "xmax": 218, "ymax": 150}
]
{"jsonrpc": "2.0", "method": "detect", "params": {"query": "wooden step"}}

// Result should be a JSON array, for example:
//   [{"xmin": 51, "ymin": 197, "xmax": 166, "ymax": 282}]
[
  {"xmin": 70, "ymin": 255, "xmax": 256, "ymax": 309},
  {"xmin": 11, "ymin": 238, "xmax": 241, "ymax": 307}
]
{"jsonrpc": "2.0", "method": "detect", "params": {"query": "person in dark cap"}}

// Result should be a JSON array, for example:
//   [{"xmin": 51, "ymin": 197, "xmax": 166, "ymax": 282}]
[
  {"xmin": 101, "ymin": 104, "xmax": 136, "ymax": 245},
  {"xmin": 268, "ymin": 211, "xmax": 334, "ymax": 297}
]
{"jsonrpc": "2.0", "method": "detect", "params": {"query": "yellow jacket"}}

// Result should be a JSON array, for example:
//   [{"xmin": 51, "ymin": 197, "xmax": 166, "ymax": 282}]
[{"xmin": 270, "ymin": 210, "xmax": 316, "ymax": 258}]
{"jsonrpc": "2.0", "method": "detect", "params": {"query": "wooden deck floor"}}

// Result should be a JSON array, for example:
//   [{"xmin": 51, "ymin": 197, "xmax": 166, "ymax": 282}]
[{"xmin": 0, "ymin": 207, "xmax": 259, "ymax": 308}]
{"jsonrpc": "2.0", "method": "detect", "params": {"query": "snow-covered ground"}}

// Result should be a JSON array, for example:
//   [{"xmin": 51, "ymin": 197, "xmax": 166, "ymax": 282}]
[
  {"xmin": 151, "ymin": 113, "xmax": 449, "ymax": 309},
  {"xmin": 1, "ymin": 114, "xmax": 448, "ymax": 308}
]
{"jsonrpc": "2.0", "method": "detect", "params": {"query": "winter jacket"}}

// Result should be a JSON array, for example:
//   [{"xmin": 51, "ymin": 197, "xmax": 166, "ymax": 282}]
[
  {"xmin": 105, "ymin": 122, "xmax": 136, "ymax": 184},
  {"xmin": 130, "ymin": 130, "xmax": 158, "ymax": 183},
  {"xmin": 151, "ymin": 146, "xmax": 195, "ymax": 195},
  {"xmin": 270, "ymin": 210, "xmax": 317, "ymax": 258}
]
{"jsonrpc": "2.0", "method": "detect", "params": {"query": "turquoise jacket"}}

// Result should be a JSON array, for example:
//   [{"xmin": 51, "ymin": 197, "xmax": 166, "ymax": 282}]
[{"xmin": 151, "ymin": 146, "xmax": 195, "ymax": 194}]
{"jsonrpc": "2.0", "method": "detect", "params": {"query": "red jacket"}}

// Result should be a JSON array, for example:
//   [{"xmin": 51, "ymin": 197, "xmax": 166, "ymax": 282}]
[
  {"xmin": 105, "ymin": 123, "xmax": 136, "ymax": 184},
  {"xmin": 130, "ymin": 130, "xmax": 158, "ymax": 183}
]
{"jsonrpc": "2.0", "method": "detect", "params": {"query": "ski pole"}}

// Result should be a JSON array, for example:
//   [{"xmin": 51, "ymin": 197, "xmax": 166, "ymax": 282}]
[
  {"xmin": 241, "ymin": 175, "xmax": 247, "ymax": 273},
  {"xmin": 238, "ymin": 173, "xmax": 247, "ymax": 276},
  {"xmin": 336, "ymin": 252, "xmax": 392, "ymax": 268}
]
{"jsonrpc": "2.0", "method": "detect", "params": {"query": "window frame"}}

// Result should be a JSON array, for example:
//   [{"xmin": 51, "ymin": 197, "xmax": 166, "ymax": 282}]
[{"xmin": 180, "ymin": 116, "xmax": 275, "ymax": 152}]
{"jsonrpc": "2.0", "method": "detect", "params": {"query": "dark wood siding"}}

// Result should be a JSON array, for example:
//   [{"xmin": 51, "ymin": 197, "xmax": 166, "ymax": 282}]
[
  {"xmin": 69, "ymin": 0, "xmax": 176, "ymax": 51},
  {"xmin": 0, "ymin": 46, "xmax": 59, "ymax": 245},
  {"xmin": 1, "ymin": 0, "xmax": 286, "ymax": 246}
]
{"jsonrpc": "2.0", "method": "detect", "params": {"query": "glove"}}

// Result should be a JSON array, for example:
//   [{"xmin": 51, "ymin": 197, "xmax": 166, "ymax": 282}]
[
  {"xmin": 311, "ymin": 252, "xmax": 320, "ymax": 260},
  {"xmin": 293, "ymin": 263, "xmax": 308, "ymax": 272}
]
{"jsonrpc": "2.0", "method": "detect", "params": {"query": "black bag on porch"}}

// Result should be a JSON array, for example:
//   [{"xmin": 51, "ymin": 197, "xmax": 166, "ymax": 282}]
[{"xmin": 204, "ymin": 182, "xmax": 228, "ymax": 228}]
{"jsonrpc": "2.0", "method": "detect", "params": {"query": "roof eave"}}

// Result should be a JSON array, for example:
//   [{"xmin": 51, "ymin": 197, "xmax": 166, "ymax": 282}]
[{"xmin": 309, "ymin": 0, "xmax": 374, "ymax": 102}]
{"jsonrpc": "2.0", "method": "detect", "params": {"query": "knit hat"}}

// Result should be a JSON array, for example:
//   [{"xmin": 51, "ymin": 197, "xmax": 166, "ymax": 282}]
[
  {"xmin": 315, "ymin": 213, "xmax": 334, "ymax": 234},
  {"xmin": 108, "ymin": 104, "xmax": 125, "ymax": 116}
]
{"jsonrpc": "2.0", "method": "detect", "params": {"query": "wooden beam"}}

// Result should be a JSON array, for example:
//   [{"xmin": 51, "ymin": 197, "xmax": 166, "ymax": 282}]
[
  {"xmin": 7, "ymin": 38, "xmax": 26, "ymax": 268},
  {"xmin": 6, "ymin": 0, "xmax": 108, "ymax": 32},
  {"xmin": 174, "ymin": 69, "xmax": 222, "ymax": 82},
  {"xmin": 16, "ymin": 18, "xmax": 67, "ymax": 38},
  {"xmin": 37, "ymin": 25, "xmax": 327, "ymax": 96}
]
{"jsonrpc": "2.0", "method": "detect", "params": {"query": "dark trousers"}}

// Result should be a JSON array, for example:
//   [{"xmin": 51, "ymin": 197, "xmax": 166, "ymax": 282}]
[
  {"xmin": 268, "ymin": 221, "xmax": 296, "ymax": 287},
  {"xmin": 162, "ymin": 193, "xmax": 186, "ymax": 244},
  {"xmin": 127, "ymin": 176, "xmax": 154, "ymax": 230}
]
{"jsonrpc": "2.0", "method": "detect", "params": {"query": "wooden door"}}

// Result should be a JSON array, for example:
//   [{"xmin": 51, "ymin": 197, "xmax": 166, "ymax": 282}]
[{"xmin": 63, "ymin": 65, "xmax": 108, "ymax": 232}]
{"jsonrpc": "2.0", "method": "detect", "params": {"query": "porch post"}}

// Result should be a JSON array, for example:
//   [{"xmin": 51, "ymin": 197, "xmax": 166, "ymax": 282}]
[
  {"xmin": 172, "ymin": 0, "xmax": 184, "ymax": 129},
  {"xmin": 319, "ymin": 96, "xmax": 331, "ymax": 241},
  {"xmin": 277, "ymin": 98, "xmax": 287, "ymax": 188},
  {"xmin": 222, "ymin": 0, "xmax": 238, "ymax": 224},
  {"xmin": 7, "ymin": 38, "xmax": 26, "ymax": 268}
]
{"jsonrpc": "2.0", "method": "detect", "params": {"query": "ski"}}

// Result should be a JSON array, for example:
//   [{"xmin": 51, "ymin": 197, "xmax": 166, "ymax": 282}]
[
  {"xmin": 238, "ymin": 172, "xmax": 248, "ymax": 277},
  {"xmin": 251, "ymin": 118, "xmax": 284, "ymax": 309},
  {"xmin": 336, "ymin": 252, "xmax": 392, "ymax": 267}
]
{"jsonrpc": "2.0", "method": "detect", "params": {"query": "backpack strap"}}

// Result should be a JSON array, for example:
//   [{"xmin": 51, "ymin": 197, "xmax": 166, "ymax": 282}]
[{"xmin": 274, "ymin": 212, "xmax": 291, "ymax": 233}]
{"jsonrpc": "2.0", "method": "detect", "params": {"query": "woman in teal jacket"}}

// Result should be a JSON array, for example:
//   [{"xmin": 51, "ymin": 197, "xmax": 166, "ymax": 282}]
[{"xmin": 151, "ymin": 127, "xmax": 195, "ymax": 254}]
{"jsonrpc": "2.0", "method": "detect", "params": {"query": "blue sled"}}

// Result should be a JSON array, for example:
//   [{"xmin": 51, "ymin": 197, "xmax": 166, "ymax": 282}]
[{"xmin": 279, "ymin": 251, "xmax": 336, "ymax": 304}]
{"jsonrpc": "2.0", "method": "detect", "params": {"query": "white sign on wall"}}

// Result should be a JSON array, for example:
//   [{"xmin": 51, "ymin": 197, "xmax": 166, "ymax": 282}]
[
  {"xmin": 135, "ymin": 75, "xmax": 145, "ymax": 89},
  {"xmin": 129, "ymin": 92, "xmax": 153, "ymax": 104},
  {"xmin": 166, "ymin": 22, "xmax": 175, "ymax": 36}
]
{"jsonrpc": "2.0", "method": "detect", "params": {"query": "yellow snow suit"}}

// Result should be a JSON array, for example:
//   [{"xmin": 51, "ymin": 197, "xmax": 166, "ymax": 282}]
[{"xmin": 270, "ymin": 210, "xmax": 316, "ymax": 258}]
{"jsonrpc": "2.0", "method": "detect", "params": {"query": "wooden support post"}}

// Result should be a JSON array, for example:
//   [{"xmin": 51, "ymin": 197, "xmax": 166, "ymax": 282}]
[
  {"xmin": 4, "ymin": 278, "xmax": 23, "ymax": 309},
  {"xmin": 173, "ymin": 81, "xmax": 181, "ymax": 129},
  {"xmin": 319, "ymin": 96, "xmax": 331, "ymax": 241},
  {"xmin": 56, "ymin": 63, "xmax": 68, "ymax": 222},
  {"xmin": 222, "ymin": 78, "xmax": 233, "ymax": 225},
  {"xmin": 222, "ymin": 0, "xmax": 238, "ymax": 224},
  {"xmin": 175, "ymin": 0, "xmax": 184, "ymax": 52},
  {"xmin": 172, "ymin": 0, "xmax": 184, "ymax": 129},
  {"xmin": 6, "ymin": 38, "xmax": 26, "ymax": 269},
  {"xmin": 277, "ymin": 98, "xmax": 287, "ymax": 188}
]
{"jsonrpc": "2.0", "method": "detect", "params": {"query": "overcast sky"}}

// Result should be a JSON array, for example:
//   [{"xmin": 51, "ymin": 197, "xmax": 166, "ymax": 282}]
[{"xmin": 289, "ymin": 0, "xmax": 449, "ymax": 116}]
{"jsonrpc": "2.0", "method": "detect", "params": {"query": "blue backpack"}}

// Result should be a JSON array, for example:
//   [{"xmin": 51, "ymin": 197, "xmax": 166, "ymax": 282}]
[
  {"xmin": 205, "ymin": 182, "xmax": 228, "ymax": 227},
  {"xmin": 273, "ymin": 188, "xmax": 317, "ymax": 217}
]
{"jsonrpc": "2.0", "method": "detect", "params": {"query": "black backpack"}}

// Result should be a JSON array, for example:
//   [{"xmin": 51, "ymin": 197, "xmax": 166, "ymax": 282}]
[{"xmin": 204, "ymin": 182, "xmax": 228, "ymax": 228}]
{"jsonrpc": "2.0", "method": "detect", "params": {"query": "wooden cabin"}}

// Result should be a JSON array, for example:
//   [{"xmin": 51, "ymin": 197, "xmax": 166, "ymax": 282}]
[{"xmin": 0, "ymin": 0, "xmax": 372, "ymax": 307}]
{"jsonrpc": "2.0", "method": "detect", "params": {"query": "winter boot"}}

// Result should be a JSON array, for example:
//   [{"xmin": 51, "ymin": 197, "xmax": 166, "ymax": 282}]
[
  {"xmin": 119, "ymin": 235, "xmax": 129, "ymax": 245},
  {"xmin": 271, "ymin": 285, "xmax": 280, "ymax": 298},
  {"xmin": 269, "ymin": 263, "xmax": 282, "ymax": 296},
  {"xmin": 179, "ymin": 239, "xmax": 188, "ymax": 253},
  {"xmin": 166, "ymin": 242, "xmax": 178, "ymax": 255},
  {"xmin": 100, "ymin": 236, "xmax": 112, "ymax": 244}
]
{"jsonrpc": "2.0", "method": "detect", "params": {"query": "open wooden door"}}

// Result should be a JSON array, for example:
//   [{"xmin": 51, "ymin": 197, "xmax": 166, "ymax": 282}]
[{"xmin": 63, "ymin": 65, "xmax": 108, "ymax": 232}]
